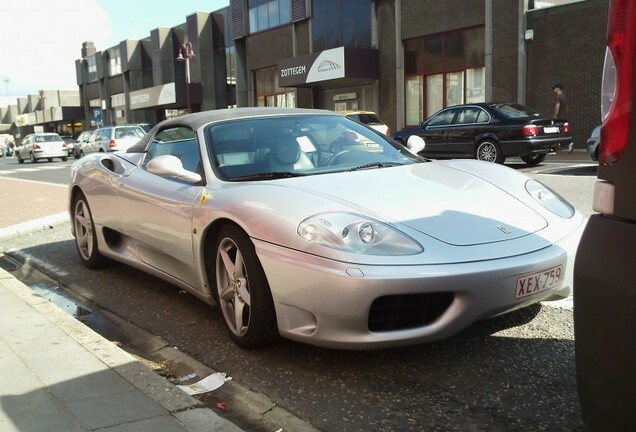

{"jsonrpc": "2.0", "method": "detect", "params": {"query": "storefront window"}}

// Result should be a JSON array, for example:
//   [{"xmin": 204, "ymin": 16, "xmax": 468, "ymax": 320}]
[
  {"xmin": 446, "ymin": 71, "xmax": 464, "ymax": 107},
  {"xmin": 444, "ymin": 33, "xmax": 465, "ymax": 71},
  {"xmin": 404, "ymin": 26, "xmax": 486, "ymax": 124},
  {"xmin": 406, "ymin": 76, "xmax": 423, "ymax": 126},
  {"xmin": 466, "ymin": 68, "xmax": 485, "ymax": 103},
  {"xmin": 422, "ymin": 36, "xmax": 443, "ymax": 73},
  {"xmin": 255, "ymin": 66, "xmax": 295, "ymax": 107},
  {"xmin": 426, "ymin": 74, "xmax": 443, "ymax": 117}
]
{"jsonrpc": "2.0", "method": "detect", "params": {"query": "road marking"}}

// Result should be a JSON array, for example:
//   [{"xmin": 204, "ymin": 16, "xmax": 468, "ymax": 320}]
[{"xmin": 0, "ymin": 165, "xmax": 69, "ymax": 175}]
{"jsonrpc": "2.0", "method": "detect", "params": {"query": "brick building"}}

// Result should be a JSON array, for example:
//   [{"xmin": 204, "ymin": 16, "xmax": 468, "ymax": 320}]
[{"xmin": 72, "ymin": 0, "xmax": 607, "ymax": 149}]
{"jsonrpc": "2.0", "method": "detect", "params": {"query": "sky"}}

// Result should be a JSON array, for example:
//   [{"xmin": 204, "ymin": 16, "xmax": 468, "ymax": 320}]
[{"xmin": 0, "ymin": 0, "xmax": 229, "ymax": 107}]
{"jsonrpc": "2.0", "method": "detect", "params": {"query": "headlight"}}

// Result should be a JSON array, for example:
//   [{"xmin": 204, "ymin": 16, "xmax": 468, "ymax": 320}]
[
  {"xmin": 525, "ymin": 179, "xmax": 575, "ymax": 218},
  {"xmin": 298, "ymin": 212, "xmax": 423, "ymax": 255}
]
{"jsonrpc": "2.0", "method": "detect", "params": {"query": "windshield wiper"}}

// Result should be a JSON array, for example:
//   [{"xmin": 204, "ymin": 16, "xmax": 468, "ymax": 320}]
[
  {"xmin": 345, "ymin": 162, "xmax": 404, "ymax": 172},
  {"xmin": 232, "ymin": 171, "xmax": 307, "ymax": 181}
]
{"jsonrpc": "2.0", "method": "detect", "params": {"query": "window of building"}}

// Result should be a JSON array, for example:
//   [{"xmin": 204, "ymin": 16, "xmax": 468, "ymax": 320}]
[
  {"xmin": 254, "ymin": 66, "xmax": 295, "ymax": 107},
  {"xmin": 248, "ymin": 0, "xmax": 291, "ymax": 33},
  {"xmin": 108, "ymin": 48, "xmax": 122, "ymax": 76},
  {"xmin": 86, "ymin": 56, "xmax": 98, "ymax": 82},
  {"xmin": 311, "ymin": 0, "xmax": 372, "ymax": 52},
  {"xmin": 213, "ymin": 8, "xmax": 237, "ymax": 107},
  {"xmin": 404, "ymin": 27, "xmax": 486, "ymax": 126}
]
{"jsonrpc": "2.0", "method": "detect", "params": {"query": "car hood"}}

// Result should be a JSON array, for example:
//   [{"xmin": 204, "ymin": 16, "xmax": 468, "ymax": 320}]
[{"xmin": 277, "ymin": 163, "xmax": 547, "ymax": 247}]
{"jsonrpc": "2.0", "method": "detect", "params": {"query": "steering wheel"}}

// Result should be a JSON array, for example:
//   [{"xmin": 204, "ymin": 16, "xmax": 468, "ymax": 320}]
[{"xmin": 326, "ymin": 150, "xmax": 353, "ymax": 166}]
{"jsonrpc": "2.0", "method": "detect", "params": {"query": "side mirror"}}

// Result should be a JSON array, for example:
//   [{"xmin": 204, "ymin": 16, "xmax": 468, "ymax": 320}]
[
  {"xmin": 406, "ymin": 135, "xmax": 426, "ymax": 154},
  {"xmin": 146, "ymin": 155, "xmax": 202, "ymax": 184}
]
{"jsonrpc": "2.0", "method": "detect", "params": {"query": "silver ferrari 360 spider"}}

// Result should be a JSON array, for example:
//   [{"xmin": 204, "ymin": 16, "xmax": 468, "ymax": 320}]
[{"xmin": 69, "ymin": 108, "xmax": 586, "ymax": 350}]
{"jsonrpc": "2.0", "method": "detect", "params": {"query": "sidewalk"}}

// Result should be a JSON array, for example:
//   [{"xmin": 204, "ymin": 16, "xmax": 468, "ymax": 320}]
[
  {"xmin": 0, "ymin": 176, "xmax": 68, "ymax": 239},
  {"xmin": 0, "ymin": 267, "xmax": 243, "ymax": 432},
  {"xmin": 0, "ymin": 177, "xmax": 244, "ymax": 432}
]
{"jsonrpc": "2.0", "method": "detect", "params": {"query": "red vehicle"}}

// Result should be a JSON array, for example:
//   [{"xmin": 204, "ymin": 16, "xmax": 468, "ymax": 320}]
[{"xmin": 574, "ymin": 0, "xmax": 636, "ymax": 429}]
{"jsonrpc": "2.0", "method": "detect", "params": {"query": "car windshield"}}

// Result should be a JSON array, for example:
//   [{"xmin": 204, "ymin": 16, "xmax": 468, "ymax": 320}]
[
  {"xmin": 206, "ymin": 115, "xmax": 421, "ymax": 181},
  {"xmin": 352, "ymin": 113, "xmax": 383, "ymax": 125},
  {"xmin": 35, "ymin": 135, "xmax": 62, "ymax": 143},
  {"xmin": 491, "ymin": 103, "xmax": 540, "ymax": 119},
  {"xmin": 115, "ymin": 127, "xmax": 145, "ymax": 139}
]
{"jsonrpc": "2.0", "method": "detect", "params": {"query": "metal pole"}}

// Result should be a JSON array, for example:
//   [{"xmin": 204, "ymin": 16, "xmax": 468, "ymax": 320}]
[
  {"xmin": 485, "ymin": 0, "xmax": 493, "ymax": 101},
  {"xmin": 185, "ymin": 54, "xmax": 191, "ymax": 113}
]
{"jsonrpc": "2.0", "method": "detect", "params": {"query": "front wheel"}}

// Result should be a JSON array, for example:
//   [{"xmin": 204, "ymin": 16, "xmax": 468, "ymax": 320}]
[
  {"xmin": 73, "ymin": 191, "xmax": 109, "ymax": 269},
  {"xmin": 476, "ymin": 140, "xmax": 504, "ymax": 164},
  {"xmin": 16, "ymin": 152, "xmax": 24, "ymax": 164},
  {"xmin": 213, "ymin": 225, "xmax": 279, "ymax": 349},
  {"xmin": 30, "ymin": 152, "xmax": 37, "ymax": 163},
  {"xmin": 520, "ymin": 153, "xmax": 546, "ymax": 166}
]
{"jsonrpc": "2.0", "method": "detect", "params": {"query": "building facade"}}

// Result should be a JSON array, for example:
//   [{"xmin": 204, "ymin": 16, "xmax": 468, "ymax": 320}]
[
  {"xmin": 66, "ymin": 0, "xmax": 606, "ymax": 149},
  {"xmin": 0, "ymin": 90, "xmax": 84, "ymax": 141}
]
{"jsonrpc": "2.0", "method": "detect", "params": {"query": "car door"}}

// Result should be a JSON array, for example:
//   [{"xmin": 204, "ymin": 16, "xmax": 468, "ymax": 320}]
[
  {"xmin": 116, "ymin": 125, "xmax": 204, "ymax": 289},
  {"xmin": 446, "ymin": 106, "xmax": 489, "ymax": 158},
  {"xmin": 420, "ymin": 108, "xmax": 459, "ymax": 157},
  {"xmin": 84, "ymin": 129, "xmax": 101, "ymax": 154},
  {"xmin": 18, "ymin": 135, "xmax": 31, "ymax": 158}
]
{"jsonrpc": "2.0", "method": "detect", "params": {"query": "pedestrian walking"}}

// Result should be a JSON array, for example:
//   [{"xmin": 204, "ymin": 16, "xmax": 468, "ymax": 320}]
[{"xmin": 552, "ymin": 83, "xmax": 568, "ymax": 118}]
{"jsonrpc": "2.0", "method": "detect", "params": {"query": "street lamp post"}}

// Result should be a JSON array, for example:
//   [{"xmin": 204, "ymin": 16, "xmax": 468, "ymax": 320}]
[{"xmin": 176, "ymin": 42, "xmax": 196, "ymax": 113}]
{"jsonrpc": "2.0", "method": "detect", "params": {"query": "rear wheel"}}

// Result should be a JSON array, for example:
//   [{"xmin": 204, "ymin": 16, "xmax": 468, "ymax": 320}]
[
  {"xmin": 476, "ymin": 140, "xmax": 504, "ymax": 164},
  {"xmin": 73, "ymin": 191, "xmax": 109, "ymax": 269},
  {"xmin": 520, "ymin": 153, "xmax": 546, "ymax": 166},
  {"xmin": 61, "ymin": 156, "xmax": 68, "ymax": 162},
  {"xmin": 213, "ymin": 225, "xmax": 279, "ymax": 349}
]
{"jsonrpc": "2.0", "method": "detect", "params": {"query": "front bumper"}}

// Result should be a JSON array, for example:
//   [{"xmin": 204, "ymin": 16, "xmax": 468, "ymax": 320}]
[{"xmin": 254, "ymin": 221, "xmax": 584, "ymax": 350}]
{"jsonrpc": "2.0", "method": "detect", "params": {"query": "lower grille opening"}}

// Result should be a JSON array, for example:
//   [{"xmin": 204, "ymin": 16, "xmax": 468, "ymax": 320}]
[{"xmin": 368, "ymin": 292, "xmax": 454, "ymax": 332}]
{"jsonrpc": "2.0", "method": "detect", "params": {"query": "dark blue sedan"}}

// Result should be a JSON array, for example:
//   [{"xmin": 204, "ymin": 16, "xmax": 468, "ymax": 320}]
[{"xmin": 391, "ymin": 103, "xmax": 571, "ymax": 166}]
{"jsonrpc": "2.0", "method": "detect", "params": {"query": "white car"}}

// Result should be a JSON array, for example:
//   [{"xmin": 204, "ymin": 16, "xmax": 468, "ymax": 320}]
[
  {"xmin": 15, "ymin": 133, "xmax": 69, "ymax": 163},
  {"xmin": 69, "ymin": 108, "xmax": 586, "ymax": 350}
]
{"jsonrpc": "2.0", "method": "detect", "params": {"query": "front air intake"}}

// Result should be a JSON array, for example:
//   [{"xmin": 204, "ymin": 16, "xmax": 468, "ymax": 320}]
[{"xmin": 368, "ymin": 292, "xmax": 454, "ymax": 332}]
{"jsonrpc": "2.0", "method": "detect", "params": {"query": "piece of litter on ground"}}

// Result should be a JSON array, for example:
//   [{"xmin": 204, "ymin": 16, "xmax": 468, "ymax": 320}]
[
  {"xmin": 177, "ymin": 372, "xmax": 232, "ymax": 395},
  {"xmin": 178, "ymin": 372, "xmax": 197, "ymax": 382},
  {"xmin": 216, "ymin": 402, "xmax": 226, "ymax": 410}
]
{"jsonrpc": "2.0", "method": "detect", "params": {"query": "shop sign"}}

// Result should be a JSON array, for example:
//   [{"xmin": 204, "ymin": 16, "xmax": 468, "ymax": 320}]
[
  {"xmin": 130, "ymin": 83, "xmax": 176, "ymax": 109},
  {"xmin": 279, "ymin": 47, "xmax": 345, "ymax": 86},
  {"xmin": 278, "ymin": 47, "xmax": 379, "ymax": 87}
]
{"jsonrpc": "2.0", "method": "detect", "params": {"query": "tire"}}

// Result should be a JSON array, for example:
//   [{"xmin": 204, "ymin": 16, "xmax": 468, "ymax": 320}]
[
  {"xmin": 476, "ymin": 140, "xmax": 504, "ymax": 164},
  {"xmin": 213, "ymin": 225, "xmax": 279, "ymax": 349},
  {"xmin": 47, "ymin": 158, "xmax": 53, "ymax": 162},
  {"xmin": 72, "ymin": 191, "xmax": 109, "ymax": 269},
  {"xmin": 520, "ymin": 153, "xmax": 546, "ymax": 166},
  {"xmin": 62, "ymin": 156, "xmax": 68, "ymax": 162},
  {"xmin": 30, "ymin": 152, "xmax": 37, "ymax": 163},
  {"xmin": 16, "ymin": 153, "xmax": 24, "ymax": 164}
]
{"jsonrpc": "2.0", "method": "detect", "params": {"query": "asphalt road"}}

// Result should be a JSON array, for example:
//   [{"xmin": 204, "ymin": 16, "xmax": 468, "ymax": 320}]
[{"xmin": 0, "ymin": 156, "xmax": 596, "ymax": 431}]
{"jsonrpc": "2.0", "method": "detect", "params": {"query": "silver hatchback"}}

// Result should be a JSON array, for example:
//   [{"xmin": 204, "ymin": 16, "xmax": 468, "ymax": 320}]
[{"xmin": 80, "ymin": 125, "xmax": 145, "ymax": 155}]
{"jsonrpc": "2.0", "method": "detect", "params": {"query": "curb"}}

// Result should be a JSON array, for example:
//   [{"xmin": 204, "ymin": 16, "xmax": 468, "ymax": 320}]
[{"xmin": 0, "ymin": 212, "xmax": 69, "ymax": 241}]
